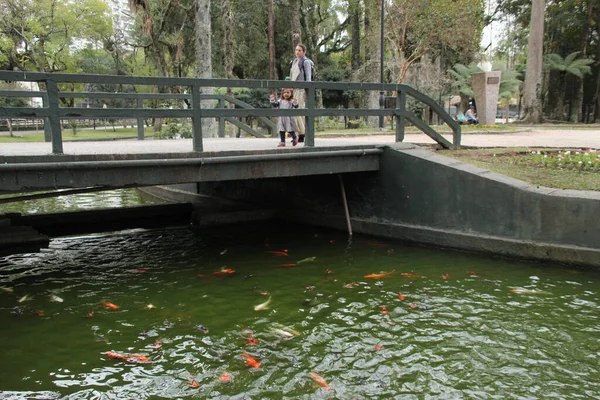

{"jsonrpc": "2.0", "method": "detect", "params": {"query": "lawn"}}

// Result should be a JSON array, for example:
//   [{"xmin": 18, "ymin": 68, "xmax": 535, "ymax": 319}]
[
  {"xmin": 0, "ymin": 127, "xmax": 154, "ymax": 142},
  {"xmin": 439, "ymin": 147, "xmax": 600, "ymax": 191}
]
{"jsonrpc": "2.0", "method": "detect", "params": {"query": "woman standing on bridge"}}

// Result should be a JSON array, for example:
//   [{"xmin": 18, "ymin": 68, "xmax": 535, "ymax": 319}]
[{"xmin": 289, "ymin": 44, "xmax": 314, "ymax": 143}]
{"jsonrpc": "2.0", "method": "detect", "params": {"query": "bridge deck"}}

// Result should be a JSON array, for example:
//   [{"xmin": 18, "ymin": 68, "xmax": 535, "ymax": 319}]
[{"xmin": 0, "ymin": 138, "xmax": 402, "ymax": 194}]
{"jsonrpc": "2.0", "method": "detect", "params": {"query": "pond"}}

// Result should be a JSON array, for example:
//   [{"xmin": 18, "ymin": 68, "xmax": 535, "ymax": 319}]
[{"xmin": 0, "ymin": 220, "xmax": 598, "ymax": 399}]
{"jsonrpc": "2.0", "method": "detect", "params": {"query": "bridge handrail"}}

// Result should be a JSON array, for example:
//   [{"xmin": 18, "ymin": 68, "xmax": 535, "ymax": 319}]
[{"xmin": 0, "ymin": 71, "xmax": 460, "ymax": 153}]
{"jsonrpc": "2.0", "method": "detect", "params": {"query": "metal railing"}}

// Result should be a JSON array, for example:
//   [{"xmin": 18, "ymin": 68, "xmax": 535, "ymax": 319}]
[{"xmin": 0, "ymin": 71, "xmax": 461, "ymax": 153}]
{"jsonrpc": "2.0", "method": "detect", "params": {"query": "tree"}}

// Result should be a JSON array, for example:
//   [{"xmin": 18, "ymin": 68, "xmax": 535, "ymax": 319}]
[
  {"xmin": 0, "ymin": 0, "xmax": 112, "ymax": 72},
  {"xmin": 544, "ymin": 51, "xmax": 593, "ymax": 121},
  {"xmin": 0, "ymin": 82, "xmax": 28, "ymax": 137},
  {"xmin": 386, "ymin": 0, "xmax": 485, "ymax": 84},
  {"xmin": 195, "ymin": 0, "xmax": 216, "ymax": 137},
  {"xmin": 520, "ymin": 0, "xmax": 545, "ymax": 123}
]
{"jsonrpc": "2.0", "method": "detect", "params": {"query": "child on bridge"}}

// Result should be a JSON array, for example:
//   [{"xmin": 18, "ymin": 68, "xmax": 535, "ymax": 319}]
[{"xmin": 270, "ymin": 88, "xmax": 299, "ymax": 147}]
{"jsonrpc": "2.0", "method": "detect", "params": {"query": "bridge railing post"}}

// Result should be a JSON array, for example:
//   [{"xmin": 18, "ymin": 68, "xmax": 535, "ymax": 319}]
[
  {"xmin": 218, "ymin": 97, "xmax": 225, "ymax": 138},
  {"xmin": 41, "ymin": 91, "xmax": 52, "ymax": 143},
  {"xmin": 46, "ymin": 78, "xmax": 63, "ymax": 154},
  {"xmin": 136, "ymin": 98, "xmax": 145, "ymax": 140},
  {"xmin": 395, "ymin": 89, "xmax": 406, "ymax": 143},
  {"xmin": 305, "ymin": 84, "xmax": 316, "ymax": 147},
  {"xmin": 191, "ymin": 82, "xmax": 204, "ymax": 152}
]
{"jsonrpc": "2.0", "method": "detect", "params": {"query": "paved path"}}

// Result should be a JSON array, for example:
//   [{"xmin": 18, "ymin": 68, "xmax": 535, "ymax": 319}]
[{"xmin": 0, "ymin": 128, "xmax": 598, "ymax": 156}]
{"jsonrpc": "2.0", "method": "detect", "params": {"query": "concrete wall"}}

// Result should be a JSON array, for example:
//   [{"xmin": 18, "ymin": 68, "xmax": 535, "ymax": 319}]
[{"xmin": 194, "ymin": 144, "xmax": 600, "ymax": 267}]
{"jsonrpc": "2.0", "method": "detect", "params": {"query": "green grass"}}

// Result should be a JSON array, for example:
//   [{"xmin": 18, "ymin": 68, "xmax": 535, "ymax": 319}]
[
  {"xmin": 0, "ymin": 127, "xmax": 154, "ymax": 142},
  {"xmin": 439, "ymin": 147, "xmax": 600, "ymax": 191}
]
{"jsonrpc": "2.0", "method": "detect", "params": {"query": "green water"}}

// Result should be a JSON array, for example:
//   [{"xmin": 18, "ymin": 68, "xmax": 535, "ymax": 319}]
[
  {"xmin": 0, "ymin": 189, "xmax": 167, "ymax": 215},
  {"xmin": 0, "ymin": 222, "xmax": 599, "ymax": 399}
]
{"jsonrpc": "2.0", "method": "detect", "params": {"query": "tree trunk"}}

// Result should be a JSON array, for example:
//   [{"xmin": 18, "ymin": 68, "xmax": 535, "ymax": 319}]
[
  {"xmin": 268, "ymin": 0, "xmax": 275, "ymax": 83},
  {"xmin": 521, "ymin": 0, "xmax": 545, "ymax": 124},
  {"xmin": 6, "ymin": 119, "xmax": 13, "ymax": 137},
  {"xmin": 195, "ymin": 0, "xmax": 216, "ymax": 137},
  {"xmin": 350, "ymin": 0, "xmax": 361, "ymax": 71},
  {"xmin": 290, "ymin": 0, "xmax": 302, "ymax": 46},
  {"xmin": 364, "ymin": 0, "xmax": 381, "ymax": 128}
]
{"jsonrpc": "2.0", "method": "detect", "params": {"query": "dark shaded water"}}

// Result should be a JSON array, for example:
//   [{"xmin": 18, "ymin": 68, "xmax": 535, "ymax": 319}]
[{"xmin": 0, "ymin": 221, "xmax": 599, "ymax": 399}]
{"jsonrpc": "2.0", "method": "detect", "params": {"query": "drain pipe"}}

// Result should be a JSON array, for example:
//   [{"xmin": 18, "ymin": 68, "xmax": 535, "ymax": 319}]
[{"xmin": 338, "ymin": 175, "xmax": 352, "ymax": 236}]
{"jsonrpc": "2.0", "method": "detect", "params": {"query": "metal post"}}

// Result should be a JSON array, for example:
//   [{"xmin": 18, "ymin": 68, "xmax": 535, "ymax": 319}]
[
  {"xmin": 218, "ymin": 97, "xmax": 225, "ymax": 137},
  {"xmin": 305, "ymin": 85, "xmax": 316, "ymax": 147},
  {"xmin": 137, "ymin": 98, "xmax": 145, "ymax": 140},
  {"xmin": 379, "ymin": 0, "xmax": 385, "ymax": 130},
  {"xmin": 45, "ymin": 78, "xmax": 63, "ymax": 154},
  {"xmin": 42, "ymin": 92, "xmax": 51, "ymax": 142},
  {"xmin": 191, "ymin": 83, "xmax": 204, "ymax": 152},
  {"xmin": 338, "ymin": 175, "xmax": 352, "ymax": 236},
  {"xmin": 395, "ymin": 89, "xmax": 406, "ymax": 143}
]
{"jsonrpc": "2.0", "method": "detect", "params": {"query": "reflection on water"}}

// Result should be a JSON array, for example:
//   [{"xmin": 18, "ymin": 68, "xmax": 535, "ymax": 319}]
[
  {"xmin": 0, "ymin": 223, "xmax": 598, "ymax": 399},
  {"xmin": 0, "ymin": 189, "xmax": 166, "ymax": 215}
]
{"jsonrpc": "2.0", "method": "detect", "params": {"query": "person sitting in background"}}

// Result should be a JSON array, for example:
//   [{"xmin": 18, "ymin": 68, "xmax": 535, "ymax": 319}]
[{"xmin": 465, "ymin": 105, "xmax": 479, "ymax": 125}]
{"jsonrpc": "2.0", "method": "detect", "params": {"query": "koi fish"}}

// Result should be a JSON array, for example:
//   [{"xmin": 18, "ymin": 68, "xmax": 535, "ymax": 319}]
[
  {"xmin": 374, "ymin": 344, "xmax": 383, "ymax": 351},
  {"xmin": 1, "ymin": 287, "xmax": 14, "ymax": 293},
  {"xmin": 509, "ymin": 289, "xmax": 551, "ymax": 295},
  {"xmin": 241, "ymin": 352, "xmax": 261, "ymax": 368},
  {"xmin": 270, "ymin": 324, "xmax": 301, "ymax": 337},
  {"xmin": 188, "ymin": 378, "xmax": 199, "ymax": 388},
  {"xmin": 220, "ymin": 249, "xmax": 228, "ymax": 255},
  {"xmin": 127, "ymin": 354, "xmax": 149, "ymax": 363},
  {"xmin": 146, "ymin": 304, "xmax": 155, "ymax": 309},
  {"xmin": 343, "ymin": 282, "xmax": 358, "ymax": 288},
  {"xmin": 276, "ymin": 263, "xmax": 296, "ymax": 267},
  {"xmin": 213, "ymin": 268, "xmax": 235, "ymax": 276},
  {"xmin": 400, "ymin": 273, "xmax": 421, "ymax": 278},
  {"xmin": 398, "ymin": 293, "xmax": 405, "ymax": 301},
  {"xmin": 18, "ymin": 294, "xmax": 32, "ymax": 303},
  {"xmin": 254, "ymin": 296, "xmax": 271, "ymax": 311},
  {"xmin": 379, "ymin": 306, "xmax": 389, "ymax": 315},
  {"xmin": 85, "ymin": 311, "xmax": 95, "ymax": 318},
  {"xmin": 132, "ymin": 269, "xmax": 147, "ymax": 273},
  {"xmin": 105, "ymin": 351, "xmax": 128, "ymax": 361},
  {"xmin": 366, "ymin": 241, "xmax": 389, "ymax": 248},
  {"xmin": 220, "ymin": 373, "xmax": 231, "ymax": 382},
  {"xmin": 49, "ymin": 295, "xmax": 64, "ymax": 303},
  {"xmin": 244, "ymin": 329, "xmax": 259, "ymax": 346},
  {"xmin": 267, "ymin": 250, "xmax": 289, "ymax": 257},
  {"xmin": 296, "ymin": 257, "xmax": 316, "ymax": 265},
  {"xmin": 364, "ymin": 270, "xmax": 395, "ymax": 279},
  {"xmin": 103, "ymin": 301, "xmax": 119, "ymax": 310},
  {"xmin": 309, "ymin": 371, "xmax": 331, "ymax": 391},
  {"xmin": 409, "ymin": 303, "xmax": 417, "ymax": 309},
  {"xmin": 31, "ymin": 309, "xmax": 44, "ymax": 317},
  {"xmin": 442, "ymin": 274, "xmax": 450, "ymax": 280}
]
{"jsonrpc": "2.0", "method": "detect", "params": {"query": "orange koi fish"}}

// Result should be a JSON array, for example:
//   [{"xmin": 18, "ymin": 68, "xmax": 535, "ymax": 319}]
[
  {"xmin": 245, "ymin": 330, "xmax": 259, "ymax": 346},
  {"xmin": 379, "ymin": 306, "xmax": 389, "ymax": 315},
  {"xmin": 103, "ymin": 301, "xmax": 119, "ymax": 310},
  {"xmin": 213, "ymin": 268, "xmax": 235, "ymax": 276},
  {"xmin": 309, "ymin": 371, "xmax": 331, "ymax": 391},
  {"xmin": 276, "ymin": 263, "xmax": 296, "ymax": 267},
  {"xmin": 364, "ymin": 270, "xmax": 395, "ymax": 279},
  {"xmin": 220, "ymin": 373, "xmax": 231, "ymax": 382},
  {"xmin": 105, "ymin": 351, "xmax": 128, "ymax": 361},
  {"xmin": 127, "ymin": 354, "xmax": 150, "ymax": 363},
  {"xmin": 366, "ymin": 241, "xmax": 389, "ymax": 248},
  {"xmin": 398, "ymin": 293, "xmax": 405, "ymax": 301},
  {"xmin": 374, "ymin": 344, "xmax": 383, "ymax": 351},
  {"xmin": 442, "ymin": 274, "xmax": 450, "ymax": 280},
  {"xmin": 400, "ymin": 273, "xmax": 421, "ymax": 278},
  {"xmin": 266, "ymin": 250, "xmax": 288, "ymax": 257},
  {"xmin": 188, "ymin": 378, "xmax": 199, "ymax": 388},
  {"xmin": 241, "ymin": 352, "xmax": 261, "ymax": 368}
]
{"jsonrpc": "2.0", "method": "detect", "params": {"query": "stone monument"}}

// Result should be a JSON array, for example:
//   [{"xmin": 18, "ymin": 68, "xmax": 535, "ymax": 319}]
[{"xmin": 471, "ymin": 71, "xmax": 501, "ymax": 125}]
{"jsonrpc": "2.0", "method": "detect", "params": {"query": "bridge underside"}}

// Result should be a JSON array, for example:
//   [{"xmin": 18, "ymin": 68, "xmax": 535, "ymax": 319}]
[{"xmin": 0, "ymin": 145, "xmax": 382, "ymax": 194}]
